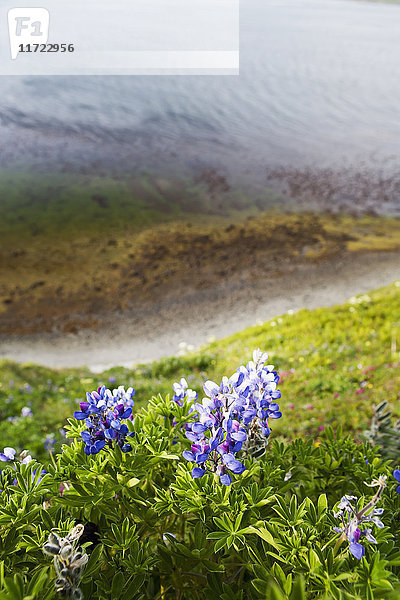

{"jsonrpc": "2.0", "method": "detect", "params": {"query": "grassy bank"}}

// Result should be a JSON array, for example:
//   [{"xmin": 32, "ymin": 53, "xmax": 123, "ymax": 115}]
[{"xmin": 1, "ymin": 280, "xmax": 399, "ymax": 462}]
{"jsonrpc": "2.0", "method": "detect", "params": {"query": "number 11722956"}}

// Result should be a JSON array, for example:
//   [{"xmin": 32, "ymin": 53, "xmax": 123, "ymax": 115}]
[{"xmin": 18, "ymin": 43, "xmax": 75, "ymax": 53}]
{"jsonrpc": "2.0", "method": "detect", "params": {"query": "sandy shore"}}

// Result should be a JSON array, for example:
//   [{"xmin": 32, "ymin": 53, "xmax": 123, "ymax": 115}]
[{"xmin": 0, "ymin": 250, "xmax": 399, "ymax": 370}]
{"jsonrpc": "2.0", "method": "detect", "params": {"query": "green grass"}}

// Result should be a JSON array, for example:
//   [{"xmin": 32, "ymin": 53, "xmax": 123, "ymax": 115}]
[{"xmin": 0, "ymin": 280, "xmax": 399, "ymax": 461}]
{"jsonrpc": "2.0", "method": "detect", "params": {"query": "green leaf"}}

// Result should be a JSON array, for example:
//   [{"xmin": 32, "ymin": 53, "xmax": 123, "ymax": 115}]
[
  {"xmin": 82, "ymin": 544, "xmax": 103, "ymax": 580},
  {"xmin": 201, "ymin": 559, "xmax": 225, "ymax": 573},
  {"xmin": 214, "ymin": 536, "xmax": 228, "ymax": 553},
  {"xmin": 307, "ymin": 549, "xmax": 321, "ymax": 572},
  {"xmin": 4, "ymin": 576, "xmax": 23, "ymax": 600},
  {"xmin": 158, "ymin": 452, "xmax": 179, "ymax": 460},
  {"xmin": 121, "ymin": 517, "xmax": 130, "ymax": 541},
  {"xmin": 127, "ymin": 477, "xmax": 140, "ymax": 488},
  {"xmin": 121, "ymin": 574, "xmax": 146, "ymax": 600},
  {"xmin": 208, "ymin": 532, "xmax": 227, "ymax": 540},
  {"xmin": 40, "ymin": 510, "xmax": 53, "ymax": 531},
  {"xmin": 27, "ymin": 568, "xmax": 48, "ymax": 595},
  {"xmin": 375, "ymin": 579, "xmax": 393, "ymax": 590},
  {"xmin": 317, "ymin": 494, "xmax": 328, "ymax": 517},
  {"xmin": 284, "ymin": 573, "xmax": 293, "ymax": 596},
  {"xmin": 290, "ymin": 576, "xmax": 305, "ymax": 600},
  {"xmin": 111, "ymin": 523, "xmax": 122, "ymax": 544},
  {"xmin": 332, "ymin": 573, "xmax": 352, "ymax": 582},
  {"xmin": 267, "ymin": 584, "xmax": 286, "ymax": 600},
  {"xmin": 234, "ymin": 513, "xmax": 243, "ymax": 531},
  {"xmin": 31, "ymin": 466, "xmax": 45, "ymax": 489},
  {"xmin": 213, "ymin": 514, "xmax": 234, "ymax": 532},
  {"xmin": 111, "ymin": 572, "xmax": 124, "ymax": 599},
  {"xmin": 193, "ymin": 522, "xmax": 205, "ymax": 548},
  {"xmin": 252, "ymin": 579, "xmax": 268, "ymax": 595},
  {"xmin": 245, "ymin": 526, "xmax": 281, "ymax": 551}
]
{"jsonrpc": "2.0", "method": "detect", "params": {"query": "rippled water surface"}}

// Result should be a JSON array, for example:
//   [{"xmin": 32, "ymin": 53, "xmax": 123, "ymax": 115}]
[{"xmin": 1, "ymin": 0, "xmax": 400, "ymax": 211}]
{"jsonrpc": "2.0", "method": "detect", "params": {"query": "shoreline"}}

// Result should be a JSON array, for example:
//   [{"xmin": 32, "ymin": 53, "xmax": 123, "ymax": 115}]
[
  {"xmin": 1, "ymin": 249, "xmax": 399, "ymax": 370},
  {"xmin": 1, "ymin": 212, "xmax": 400, "ymax": 338}
]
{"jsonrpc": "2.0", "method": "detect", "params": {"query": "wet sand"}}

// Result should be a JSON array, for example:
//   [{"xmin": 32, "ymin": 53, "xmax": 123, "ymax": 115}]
[{"xmin": 0, "ymin": 249, "xmax": 399, "ymax": 370}]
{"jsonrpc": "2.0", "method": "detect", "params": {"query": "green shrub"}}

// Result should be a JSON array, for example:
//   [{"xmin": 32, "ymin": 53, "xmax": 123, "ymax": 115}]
[{"xmin": 0, "ymin": 391, "xmax": 399, "ymax": 599}]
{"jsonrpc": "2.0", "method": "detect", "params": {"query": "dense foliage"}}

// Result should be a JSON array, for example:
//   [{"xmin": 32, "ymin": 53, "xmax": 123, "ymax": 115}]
[{"xmin": 0, "ymin": 350, "xmax": 400, "ymax": 600}]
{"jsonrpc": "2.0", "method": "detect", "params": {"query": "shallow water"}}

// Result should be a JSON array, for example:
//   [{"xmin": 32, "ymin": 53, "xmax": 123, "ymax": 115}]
[{"xmin": 1, "ymin": 0, "xmax": 400, "ymax": 211}]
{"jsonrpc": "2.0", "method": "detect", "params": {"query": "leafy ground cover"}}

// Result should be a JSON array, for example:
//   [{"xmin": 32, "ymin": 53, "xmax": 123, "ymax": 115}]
[
  {"xmin": 0, "ymin": 368, "xmax": 399, "ymax": 599},
  {"xmin": 0, "ymin": 280, "xmax": 399, "ymax": 464}
]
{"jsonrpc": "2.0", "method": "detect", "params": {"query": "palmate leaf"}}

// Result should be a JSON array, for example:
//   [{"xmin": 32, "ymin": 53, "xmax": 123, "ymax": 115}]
[{"xmin": 213, "ymin": 514, "xmax": 234, "ymax": 532}]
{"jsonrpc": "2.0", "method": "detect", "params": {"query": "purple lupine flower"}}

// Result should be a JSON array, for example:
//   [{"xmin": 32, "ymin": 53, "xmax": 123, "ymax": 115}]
[
  {"xmin": 0, "ymin": 447, "xmax": 16, "ymax": 462},
  {"xmin": 348, "ymin": 528, "xmax": 364, "ymax": 560},
  {"xmin": 172, "ymin": 378, "xmax": 198, "ymax": 406},
  {"xmin": 81, "ymin": 430, "xmax": 106, "ymax": 455},
  {"xmin": 112, "ymin": 385, "xmax": 135, "ymax": 408},
  {"xmin": 333, "ymin": 477, "xmax": 386, "ymax": 559},
  {"xmin": 21, "ymin": 406, "xmax": 33, "ymax": 418},
  {"xmin": 216, "ymin": 464, "xmax": 231, "ymax": 486},
  {"xmin": 181, "ymin": 349, "xmax": 283, "ymax": 484},
  {"xmin": 192, "ymin": 466, "xmax": 206, "ymax": 478},
  {"xmin": 221, "ymin": 453, "xmax": 245, "ymax": 474},
  {"xmin": 393, "ymin": 469, "xmax": 400, "ymax": 494},
  {"xmin": 74, "ymin": 385, "xmax": 135, "ymax": 455},
  {"xmin": 115, "ymin": 423, "xmax": 134, "ymax": 453}
]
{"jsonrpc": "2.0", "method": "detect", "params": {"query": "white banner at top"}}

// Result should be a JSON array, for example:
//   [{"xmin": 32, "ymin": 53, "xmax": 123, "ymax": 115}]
[{"xmin": 1, "ymin": 0, "xmax": 239, "ymax": 74}]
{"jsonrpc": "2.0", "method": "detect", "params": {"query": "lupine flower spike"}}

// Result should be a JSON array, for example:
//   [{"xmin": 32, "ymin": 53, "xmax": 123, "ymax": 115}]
[
  {"xmin": 333, "ymin": 475, "xmax": 386, "ymax": 559},
  {"xmin": 74, "ymin": 385, "xmax": 135, "ymax": 455},
  {"xmin": 181, "ymin": 349, "xmax": 282, "ymax": 485},
  {"xmin": 43, "ymin": 524, "xmax": 88, "ymax": 600}
]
